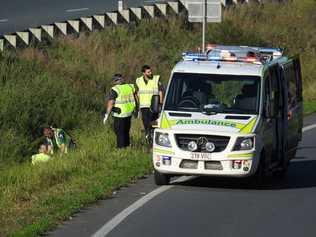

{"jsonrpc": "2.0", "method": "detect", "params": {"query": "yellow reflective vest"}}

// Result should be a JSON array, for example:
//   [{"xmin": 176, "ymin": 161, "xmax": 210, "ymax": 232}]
[
  {"xmin": 136, "ymin": 75, "xmax": 160, "ymax": 108},
  {"xmin": 31, "ymin": 153, "xmax": 51, "ymax": 165},
  {"xmin": 112, "ymin": 84, "xmax": 136, "ymax": 118}
]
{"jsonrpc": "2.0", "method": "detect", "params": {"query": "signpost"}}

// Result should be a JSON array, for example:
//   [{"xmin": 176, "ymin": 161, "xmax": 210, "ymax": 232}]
[{"xmin": 186, "ymin": 0, "xmax": 222, "ymax": 53}]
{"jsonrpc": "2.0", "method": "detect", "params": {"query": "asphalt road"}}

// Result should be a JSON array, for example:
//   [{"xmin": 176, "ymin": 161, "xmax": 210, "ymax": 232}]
[
  {"xmin": 0, "ymin": 0, "xmax": 156, "ymax": 35},
  {"xmin": 50, "ymin": 113, "xmax": 316, "ymax": 237}
]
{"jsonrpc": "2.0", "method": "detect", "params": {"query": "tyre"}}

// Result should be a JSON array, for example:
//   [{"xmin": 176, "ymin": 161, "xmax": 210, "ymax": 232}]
[
  {"xmin": 253, "ymin": 151, "xmax": 266, "ymax": 185},
  {"xmin": 273, "ymin": 159, "xmax": 289, "ymax": 179},
  {"xmin": 273, "ymin": 168, "xmax": 288, "ymax": 179},
  {"xmin": 154, "ymin": 170, "xmax": 170, "ymax": 185}
]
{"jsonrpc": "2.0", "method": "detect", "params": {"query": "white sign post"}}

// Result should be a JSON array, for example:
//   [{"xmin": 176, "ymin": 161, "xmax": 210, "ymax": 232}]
[{"xmin": 186, "ymin": 0, "xmax": 222, "ymax": 53}]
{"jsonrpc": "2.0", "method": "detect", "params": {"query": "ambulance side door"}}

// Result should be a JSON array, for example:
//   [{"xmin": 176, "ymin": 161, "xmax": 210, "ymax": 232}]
[{"xmin": 283, "ymin": 57, "xmax": 303, "ymax": 155}]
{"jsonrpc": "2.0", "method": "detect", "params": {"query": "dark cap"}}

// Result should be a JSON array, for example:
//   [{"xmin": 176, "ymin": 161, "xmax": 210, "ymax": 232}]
[{"xmin": 112, "ymin": 73, "xmax": 123, "ymax": 83}]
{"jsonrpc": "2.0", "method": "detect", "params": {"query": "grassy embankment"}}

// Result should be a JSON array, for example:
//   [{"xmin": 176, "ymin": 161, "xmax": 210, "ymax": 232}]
[{"xmin": 0, "ymin": 1, "xmax": 315, "ymax": 236}]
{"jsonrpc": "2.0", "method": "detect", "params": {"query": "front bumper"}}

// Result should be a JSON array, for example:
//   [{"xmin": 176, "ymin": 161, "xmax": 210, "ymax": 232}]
[{"xmin": 153, "ymin": 149, "xmax": 257, "ymax": 177}]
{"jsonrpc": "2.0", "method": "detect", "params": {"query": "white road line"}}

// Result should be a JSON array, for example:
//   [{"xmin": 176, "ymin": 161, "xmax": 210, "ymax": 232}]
[
  {"xmin": 65, "ymin": 8, "xmax": 89, "ymax": 13},
  {"xmin": 92, "ymin": 176, "xmax": 194, "ymax": 237},
  {"xmin": 93, "ymin": 122, "xmax": 316, "ymax": 237},
  {"xmin": 0, "ymin": 19, "xmax": 8, "ymax": 23},
  {"xmin": 292, "ymin": 158, "xmax": 316, "ymax": 162},
  {"xmin": 303, "ymin": 124, "xmax": 316, "ymax": 132}
]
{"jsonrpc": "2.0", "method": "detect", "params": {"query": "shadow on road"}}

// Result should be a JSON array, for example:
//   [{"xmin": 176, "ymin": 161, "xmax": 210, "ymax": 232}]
[
  {"xmin": 173, "ymin": 160, "xmax": 316, "ymax": 190},
  {"xmin": 297, "ymin": 146, "xmax": 316, "ymax": 150}
]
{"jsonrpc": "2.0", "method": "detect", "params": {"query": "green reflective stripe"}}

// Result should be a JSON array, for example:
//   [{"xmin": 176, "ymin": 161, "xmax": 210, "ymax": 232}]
[
  {"xmin": 153, "ymin": 148, "xmax": 174, "ymax": 155},
  {"xmin": 160, "ymin": 112, "xmax": 178, "ymax": 129},
  {"xmin": 227, "ymin": 153, "xmax": 254, "ymax": 159},
  {"xmin": 239, "ymin": 117, "xmax": 257, "ymax": 134},
  {"xmin": 115, "ymin": 99, "xmax": 135, "ymax": 104},
  {"xmin": 113, "ymin": 112, "xmax": 133, "ymax": 117},
  {"xmin": 160, "ymin": 112, "xmax": 170, "ymax": 129},
  {"xmin": 138, "ymin": 90, "xmax": 159, "ymax": 94},
  {"xmin": 139, "ymin": 103, "xmax": 151, "ymax": 108},
  {"xmin": 112, "ymin": 84, "xmax": 136, "ymax": 118}
]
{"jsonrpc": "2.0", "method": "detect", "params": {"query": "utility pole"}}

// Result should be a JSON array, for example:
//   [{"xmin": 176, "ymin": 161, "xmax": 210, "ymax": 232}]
[{"xmin": 202, "ymin": 0, "xmax": 207, "ymax": 53}]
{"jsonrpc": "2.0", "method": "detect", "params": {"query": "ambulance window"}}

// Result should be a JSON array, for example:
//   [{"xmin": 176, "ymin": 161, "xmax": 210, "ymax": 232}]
[
  {"xmin": 284, "ymin": 63, "xmax": 298, "ymax": 107},
  {"xmin": 265, "ymin": 71, "xmax": 280, "ymax": 118},
  {"xmin": 264, "ymin": 75, "xmax": 272, "ymax": 114},
  {"xmin": 165, "ymin": 73, "xmax": 260, "ymax": 114}
]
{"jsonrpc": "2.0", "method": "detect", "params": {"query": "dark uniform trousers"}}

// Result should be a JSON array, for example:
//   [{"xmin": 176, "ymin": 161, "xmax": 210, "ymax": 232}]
[
  {"xmin": 141, "ymin": 108, "xmax": 158, "ymax": 136},
  {"xmin": 113, "ymin": 116, "xmax": 131, "ymax": 148}
]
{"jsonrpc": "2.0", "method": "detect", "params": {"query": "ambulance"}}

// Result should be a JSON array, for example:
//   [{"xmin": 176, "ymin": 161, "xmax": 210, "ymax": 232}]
[{"xmin": 152, "ymin": 45, "xmax": 303, "ymax": 185}]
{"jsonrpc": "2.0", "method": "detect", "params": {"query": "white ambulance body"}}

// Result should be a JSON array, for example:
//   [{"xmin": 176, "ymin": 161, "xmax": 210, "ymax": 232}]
[{"xmin": 153, "ymin": 46, "xmax": 303, "ymax": 185}]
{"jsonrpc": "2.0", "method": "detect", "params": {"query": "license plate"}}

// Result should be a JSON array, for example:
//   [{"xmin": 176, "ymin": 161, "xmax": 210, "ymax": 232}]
[{"xmin": 190, "ymin": 152, "xmax": 212, "ymax": 160}]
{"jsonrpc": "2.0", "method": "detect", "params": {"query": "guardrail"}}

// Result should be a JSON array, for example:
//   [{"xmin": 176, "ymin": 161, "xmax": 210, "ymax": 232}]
[{"xmin": 0, "ymin": 0, "xmax": 263, "ymax": 52}]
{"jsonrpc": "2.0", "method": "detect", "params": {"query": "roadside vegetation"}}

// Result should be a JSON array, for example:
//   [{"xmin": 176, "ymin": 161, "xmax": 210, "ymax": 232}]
[{"xmin": 0, "ymin": 0, "xmax": 315, "ymax": 236}]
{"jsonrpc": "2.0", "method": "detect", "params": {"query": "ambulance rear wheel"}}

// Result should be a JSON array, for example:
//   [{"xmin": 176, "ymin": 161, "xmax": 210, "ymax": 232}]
[{"xmin": 154, "ymin": 170, "xmax": 170, "ymax": 185}]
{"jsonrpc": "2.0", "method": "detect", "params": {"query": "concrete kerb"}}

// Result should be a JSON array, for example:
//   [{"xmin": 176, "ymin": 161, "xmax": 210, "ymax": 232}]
[
  {"xmin": 142, "ymin": 5, "xmax": 156, "ymax": 18},
  {"xmin": 29, "ymin": 27, "xmax": 42, "ymax": 42},
  {"xmin": 0, "ymin": 38, "xmax": 4, "ymax": 51},
  {"xmin": 41, "ymin": 25, "xmax": 54, "ymax": 39},
  {"xmin": 130, "ymin": 7, "xmax": 142, "ymax": 21},
  {"xmin": 155, "ymin": 3, "xmax": 168, "ymax": 16},
  {"xmin": 55, "ymin": 22, "xmax": 68, "ymax": 36},
  {"xmin": 106, "ymin": 12, "xmax": 119, "ymax": 25},
  {"xmin": 118, "ymin": 9, "xmax": 132, "ymax": 23},
  {"xmin": 16, "ymin": 31, "xmax": 30, "ymax": 46},
  {"xmin": 93, "ymin": 15, "xmax": 106, "ymax": 29},
  {"xmin": 167, "ymin": 1, "xmax": 180, "ymax": 14},
  {"xmin": 4, "ymin": 34, "xmax": 17, "ymax": 48},
  {"xmin": 67, "ymin": 20, "xmax": 80, "ymax": 33},
  {"xmin": 80, "ymin": 17, "xmax": 93, "ymax": 31},
  {"xmin": 0, "ymin": 0, "xmax": 191, "ymax": 52}
]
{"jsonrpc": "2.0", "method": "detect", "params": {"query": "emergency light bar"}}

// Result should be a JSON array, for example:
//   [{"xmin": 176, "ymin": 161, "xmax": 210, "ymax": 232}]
[
  {"xmin": 182, "ymin": 52, "xmax": 208, "ymax": 61},
  {"xmin": 182, "ymin": 45, "xmax": 284, "ymax": 64}
]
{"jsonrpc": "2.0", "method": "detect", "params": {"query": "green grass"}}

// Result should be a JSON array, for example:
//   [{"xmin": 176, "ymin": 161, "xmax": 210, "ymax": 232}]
[
  {"xmin": 304, "ymin": 101, "xmax": 316, "ymax": 115},
  {"xmin": 1, "ymin": 121, "xmax": 151, "ymax": 237},
  {"xmin": 0, "ymin": 0, "xmax": 315, "ymax": 236}
]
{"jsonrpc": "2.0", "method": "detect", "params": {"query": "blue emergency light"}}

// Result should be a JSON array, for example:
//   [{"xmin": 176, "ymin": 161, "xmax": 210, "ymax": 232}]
[
  {"xmin": 182, "ymin": 52, "xmax": 208, "ymax": 61},
  {"xmin": 181, "ymin": 45, "xmax": 283, "ymax": 64}
]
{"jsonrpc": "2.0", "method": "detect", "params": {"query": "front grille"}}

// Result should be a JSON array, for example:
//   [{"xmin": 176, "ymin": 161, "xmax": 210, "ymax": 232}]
[{"xmin": 175, "ymin": 134, "xmax": 230, "ymax": 153}]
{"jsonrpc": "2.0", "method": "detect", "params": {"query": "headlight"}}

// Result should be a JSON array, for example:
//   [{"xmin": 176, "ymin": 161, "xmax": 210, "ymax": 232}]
[
  {"xmin": 188, "ymin": 141, "xmax": 198, "ymax": 151},
  {"xmin": 155, "ymin": 132, "xmax": 172, "ymax": 147},
  {"xmin": 233, "ymin": 137, "xmax": 254, "ymax": 151}
]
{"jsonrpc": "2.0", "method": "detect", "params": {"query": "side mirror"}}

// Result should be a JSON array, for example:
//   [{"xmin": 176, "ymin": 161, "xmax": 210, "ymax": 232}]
[{"xmin": 150, "ymin": 95, "xmax": 160, "ymax": 114}]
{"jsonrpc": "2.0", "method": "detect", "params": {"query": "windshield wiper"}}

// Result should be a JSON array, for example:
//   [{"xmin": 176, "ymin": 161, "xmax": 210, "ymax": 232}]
[
  {"xmin": 222, "ymin": 108, "xmax": 256, "ymax": 114},
  {"xmin": 200, "ymin": 107, "xmax": 224, "ymax": 115}
]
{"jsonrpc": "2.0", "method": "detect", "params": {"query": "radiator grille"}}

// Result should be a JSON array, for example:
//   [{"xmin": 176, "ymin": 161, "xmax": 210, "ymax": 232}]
[{"xmin": 175, "ymin": 134, "xmax": 230, "ymax": 153}]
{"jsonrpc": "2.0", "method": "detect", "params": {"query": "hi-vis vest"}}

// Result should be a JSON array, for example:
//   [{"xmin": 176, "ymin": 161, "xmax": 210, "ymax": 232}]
[
  {"xmin": 31, "ymin": 153, "xmax": 51, "ymax": 165},
  {"xmin": 54, "ymin": 129, "xmax": 71, "ymax": 147},
  {"xmin": 136, "ymin": 75, "xmax": 160, "ymax": 108},
  {"xmin": 112, "ymin": 84, "xmax": 136, "ymax": 118},
  {"xmin": 47, "ymin": 128, "xmax": 72, "ymax": 154}
]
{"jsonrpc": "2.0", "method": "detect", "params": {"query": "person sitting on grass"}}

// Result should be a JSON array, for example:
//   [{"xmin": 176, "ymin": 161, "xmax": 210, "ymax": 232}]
[
  {"xmin": 31, "ymin": 144, "xmax": 51, "ymax": 165},
  {"xmin": 43, "ymin": 126, "xmax": 76, "ymax": 155}
]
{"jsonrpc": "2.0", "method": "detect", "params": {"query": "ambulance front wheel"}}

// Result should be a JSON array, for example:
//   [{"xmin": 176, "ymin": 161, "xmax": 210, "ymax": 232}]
[{"xmin": 154, "ymin": 170, "xmax": 170, "ymax": 185}]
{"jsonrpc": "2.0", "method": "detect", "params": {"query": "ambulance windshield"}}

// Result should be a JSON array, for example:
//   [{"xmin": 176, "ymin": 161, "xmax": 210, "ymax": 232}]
[{"xmin": 165, "ymin": 73, "xmax": 261, "ymax": 115}]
